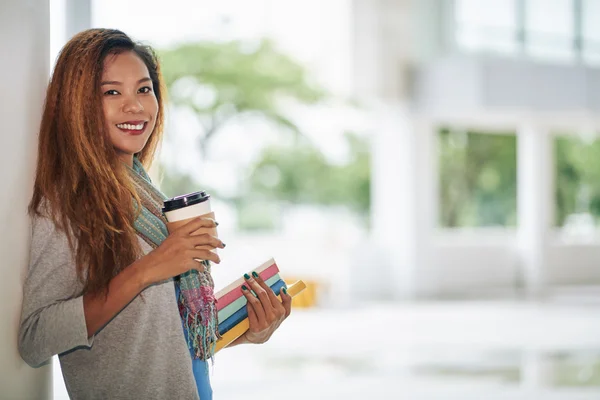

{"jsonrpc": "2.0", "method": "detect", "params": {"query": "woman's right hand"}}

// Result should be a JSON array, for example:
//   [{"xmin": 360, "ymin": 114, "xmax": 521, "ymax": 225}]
[{"xmin": 139, "ymin": 217, "xmax": 225, "ymax": 287}]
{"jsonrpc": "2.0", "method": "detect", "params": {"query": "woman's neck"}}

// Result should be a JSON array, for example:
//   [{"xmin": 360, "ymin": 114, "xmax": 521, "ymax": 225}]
[{"xmin": 118, "ymin": 153, "xmax": 134, "ymax": 168}]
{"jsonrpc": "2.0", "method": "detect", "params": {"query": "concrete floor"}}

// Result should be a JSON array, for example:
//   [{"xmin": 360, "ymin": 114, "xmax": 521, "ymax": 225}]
[
  {"xmin": 211, "ymin": 295, "xmax": 600, "ymax": 400},
  {"xmin": 53, "ymin": 294, "xmax": 600, "ymax": 399}
]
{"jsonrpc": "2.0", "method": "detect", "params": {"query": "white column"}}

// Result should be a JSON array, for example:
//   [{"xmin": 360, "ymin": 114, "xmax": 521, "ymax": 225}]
[
  {"xmin": 370, "ymin": 104, "xmax": 418, "ymax": 299},
  {"xmin": 371, "ymin": 110, "xmax": 437, "ymax": 300},
  {"xmin": 517, "ymin": 124, "xmax": 553, "ymax": 296},
  {"xmin": 0, "ymin": 1, "xmax": 51, "ymax": 399},
  {"xmin": 351, "ymin": 0, "xmax": 437, "ymax": 300}
]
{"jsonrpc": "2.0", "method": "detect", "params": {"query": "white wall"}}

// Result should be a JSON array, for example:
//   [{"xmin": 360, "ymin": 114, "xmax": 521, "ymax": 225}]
[
  {"xmin": 428, "ymin": 232, "xmax": 519, "ymax": 296},
  {"xmin": 425, "ymin": 237, "xmax": 600, "ymax": 296},
  {"xmin": 546, "ymin": 244, "xmax": 600, "ymax": 285},
  {"xmin": 0, "ymin": 1, "xmax": 51, "ymax": 398},
  {"xmin": 413, "ymin": 55, "xmax": 600, "ymax": 114}
]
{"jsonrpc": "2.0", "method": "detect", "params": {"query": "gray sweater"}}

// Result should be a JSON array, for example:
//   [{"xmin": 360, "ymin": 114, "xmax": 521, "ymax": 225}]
[{"xmin": 18, "ymin": 213, "xmax": 200, "ymax": 400}]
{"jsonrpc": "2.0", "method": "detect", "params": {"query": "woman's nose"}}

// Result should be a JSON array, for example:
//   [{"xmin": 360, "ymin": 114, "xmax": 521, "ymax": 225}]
[{"xmin": 122, "ymin": 96, "xmax": 144, "ymax": 113}]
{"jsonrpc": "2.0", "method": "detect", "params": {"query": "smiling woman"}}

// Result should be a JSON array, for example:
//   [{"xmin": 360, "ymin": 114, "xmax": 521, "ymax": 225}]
[
  {"xmin": 101, "ymin": 52, "xmax": 158, "ymax": 166},
  {"xmin": 17, "ymin": 28, "xmax": 292, "ymax": 400}
]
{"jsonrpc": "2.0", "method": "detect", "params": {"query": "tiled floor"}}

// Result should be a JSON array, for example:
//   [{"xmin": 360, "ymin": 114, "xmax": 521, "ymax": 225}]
[{"xmin": 54, "ymin": 295, "xmax": 600, "ymax": 399}]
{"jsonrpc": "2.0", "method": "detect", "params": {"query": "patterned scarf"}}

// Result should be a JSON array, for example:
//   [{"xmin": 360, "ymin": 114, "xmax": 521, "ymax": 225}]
[{"xmin": 126, "ymin": 157, "xmax": 220, "ymax": 361}]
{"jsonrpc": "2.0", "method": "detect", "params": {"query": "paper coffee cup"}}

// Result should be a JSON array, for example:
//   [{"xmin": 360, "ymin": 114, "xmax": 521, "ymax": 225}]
[{"xmin": 162, "ymin": 191, "xmax": 218, "ymax": 253}]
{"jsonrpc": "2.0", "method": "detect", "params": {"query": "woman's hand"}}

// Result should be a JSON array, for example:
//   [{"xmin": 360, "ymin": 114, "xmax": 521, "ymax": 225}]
[
  {"xmin": 139, "ymin": 217, "xmax": 225, "ymax": 287},
  {"xmin": 240, "ymin": 272, "xmax": 292, "ymax": 344}
]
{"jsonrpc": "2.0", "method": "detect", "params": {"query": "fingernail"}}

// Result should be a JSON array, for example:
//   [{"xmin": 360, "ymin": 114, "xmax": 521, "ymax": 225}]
[
  {"xmin": 241, "ymin": 285, "xmax": 248, "ymax": 291},
  {"xmin": 282, "ymin": 287, "xmax": 287, "ymax": 295},
  {"xmin": 252, "ymin": 271, "xmax": 259, "ymax": 278},
  {"xmin": 222, "ymin": 242, "xmax": 226, "ymax": 248},
  {"xmin": 215, "ymin": 221, "xmax": 219, "ymax": 226},
  {"xmin": 244, "ymin": 273, "xmax": 251, "ymax": 280}
]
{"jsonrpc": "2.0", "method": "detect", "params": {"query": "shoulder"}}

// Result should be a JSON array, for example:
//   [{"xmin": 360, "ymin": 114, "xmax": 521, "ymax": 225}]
[
  {"xmin": 29, "ymin": 197, "xmax": 73, "ymax": 255},
  {"xmin": 30, "ymin": 198, "xmax": 63, "ymax": 234}
]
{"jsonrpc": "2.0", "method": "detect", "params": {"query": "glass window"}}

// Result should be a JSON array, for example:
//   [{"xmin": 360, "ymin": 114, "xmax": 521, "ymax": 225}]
[
  {"xmin": 455, "ymin": 0, "xmax": 518, "ymax": 54},
  {"xmin": 582, "ymin": 0, "xmax": 600, "ymax": 64},
  {"xmin": 525, "ymin": 0, "xmax": 575, "ymax": 61},
  {"xmin": 439, "ymin": 129, "xmax": 517, "ymax": 228},
  {"xmin": 555, "ymin": 134, "xmax": 600, "ymax": 234},
  {"xmin": 453, "ymin": 0, "xmax": 600, "ymax": 65}
]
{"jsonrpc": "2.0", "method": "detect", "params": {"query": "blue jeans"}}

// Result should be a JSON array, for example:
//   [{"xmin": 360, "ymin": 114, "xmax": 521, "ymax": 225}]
[{"xmin": 175, "ymin": 284, "xmax": 213, "ymax": 400}]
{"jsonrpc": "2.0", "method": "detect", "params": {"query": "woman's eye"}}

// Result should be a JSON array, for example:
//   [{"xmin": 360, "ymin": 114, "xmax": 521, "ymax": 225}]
[
  {"xmin": 139, "ymin": 86, "xmax": 152, "ymax": 94},
  {"xmin": 104, "ymin": 89, "xmax": 119, "ymax": 96}
]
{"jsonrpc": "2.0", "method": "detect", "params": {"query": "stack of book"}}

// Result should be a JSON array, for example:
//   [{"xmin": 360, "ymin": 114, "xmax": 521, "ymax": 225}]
[{"xmin": 214, "ymin": 258, "xmax": 306, "ymax": 352}]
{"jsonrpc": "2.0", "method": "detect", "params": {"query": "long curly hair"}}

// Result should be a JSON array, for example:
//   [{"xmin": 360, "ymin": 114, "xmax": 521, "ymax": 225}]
[{"xmin": 29, "ymin": 28, "xmax": 166, "ymax": 296}]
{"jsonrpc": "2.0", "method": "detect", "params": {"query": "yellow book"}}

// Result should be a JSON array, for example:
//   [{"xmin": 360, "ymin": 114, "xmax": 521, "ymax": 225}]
[{"xmin": 215, "ymin": 280, "xmax": 307, "ymax": 352}]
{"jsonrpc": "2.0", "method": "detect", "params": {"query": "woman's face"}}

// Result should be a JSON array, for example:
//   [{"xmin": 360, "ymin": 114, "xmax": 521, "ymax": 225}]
[{"xmin": 101, "ymin": 51, "xmax": 158, "ymax": 166}]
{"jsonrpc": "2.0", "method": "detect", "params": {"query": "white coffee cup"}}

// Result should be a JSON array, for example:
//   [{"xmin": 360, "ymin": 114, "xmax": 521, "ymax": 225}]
[{"xmin": 162, "ymin": 191, "xmax": 218, "ymax": 254}]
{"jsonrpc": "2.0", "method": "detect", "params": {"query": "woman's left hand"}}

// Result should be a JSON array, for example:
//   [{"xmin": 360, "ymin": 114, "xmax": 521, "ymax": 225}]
[{"xmin": 240, "ymin": 272, "xmax": 292, "ymax": 344}]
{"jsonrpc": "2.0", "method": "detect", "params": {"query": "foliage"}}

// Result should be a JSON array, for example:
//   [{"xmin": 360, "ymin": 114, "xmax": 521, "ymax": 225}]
[
  {"xmin": 438, "ymin": 129, "xmax": 517, "ymax": 227},
  {"xmin": 242, "ymin": 132, "xmax": 371, "ymax": 216},
  {"xmin": 157, "ymin": 166, "xmax": 206, "ymax": 199},
  {"xmin": 555, "ymin": 135, "xmax": 600, "ymax": 226},
  {"xmin": 159, "ymin": 39, "xmax": 327, "ymax": 154},
  {"xmin": 157, "ymin": 39, "xmax": 369, "ymax": 229}
]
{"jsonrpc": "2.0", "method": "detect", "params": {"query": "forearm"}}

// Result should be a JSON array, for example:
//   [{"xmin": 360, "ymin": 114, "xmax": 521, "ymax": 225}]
[{"xmin": 82, "ymin": 258, "xmax": 148, "ymax": 338}]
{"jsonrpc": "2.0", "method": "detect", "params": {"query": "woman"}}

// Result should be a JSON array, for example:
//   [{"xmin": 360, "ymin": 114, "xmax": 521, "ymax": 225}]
[{"xmin": 18, "ymin": 28, "xmax": 292, "ymax": 400}]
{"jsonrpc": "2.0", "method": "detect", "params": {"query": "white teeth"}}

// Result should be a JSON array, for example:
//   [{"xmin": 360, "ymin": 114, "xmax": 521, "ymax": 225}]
[{"xmin": 116, "ymin": 123, "xmax": 145, "ymax": 130}]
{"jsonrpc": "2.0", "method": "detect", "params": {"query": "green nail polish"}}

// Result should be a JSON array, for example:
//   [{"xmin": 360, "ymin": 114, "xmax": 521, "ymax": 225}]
[
  {"xmin": 252, "ymin": 271, "xmax": 259, "ymax": 278},
  {"xmin": 244, "ymin": 273, "xmax": 251, "ymax": 280},
  {"xmin": 241, "ymin": 285, "xmax": 248, "ymax": 291},
  {"xmin": 282, "ymin": 287, "xmax": 287, "ymax": 295}
]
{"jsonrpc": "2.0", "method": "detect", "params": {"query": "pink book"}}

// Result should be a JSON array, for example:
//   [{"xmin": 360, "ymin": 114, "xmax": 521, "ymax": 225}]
[{"xmin": 215, "ymin": 258, "xmax": 280, "ymax": 310}]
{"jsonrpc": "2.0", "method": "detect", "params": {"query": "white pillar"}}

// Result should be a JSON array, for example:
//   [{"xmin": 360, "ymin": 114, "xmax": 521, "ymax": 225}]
[
  {"xmin": 0, "ymin": 1, "xmax": 51, "ymax": 398},
  {"xmin": 371, "ymin": 110, "xmax": 437, "ymax": 300},
  {"xmin": 517, "ymin": 124, "xmax": 553, "ymax": 296},
  {"xmin": 370, "ymin": 104, "xmax": 419, "ymax": 299},
  {"xmin": 351, "ymin": 0, "xmax": 437, "ymax": 300}
]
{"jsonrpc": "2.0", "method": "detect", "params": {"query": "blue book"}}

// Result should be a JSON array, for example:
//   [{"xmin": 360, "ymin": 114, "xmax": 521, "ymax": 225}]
[{"xmin": 217, "ymin": 279, "xmax": 287, "ymax": 335}]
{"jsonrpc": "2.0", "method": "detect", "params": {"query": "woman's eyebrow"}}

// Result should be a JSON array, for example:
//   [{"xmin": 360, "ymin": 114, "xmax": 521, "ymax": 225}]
[{"xmin": 100, "ymin": 77, "xmax": 152, "ymax": 86}]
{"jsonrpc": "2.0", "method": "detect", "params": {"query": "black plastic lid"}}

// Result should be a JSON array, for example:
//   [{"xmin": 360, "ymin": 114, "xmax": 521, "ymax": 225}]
[{"xmin": 162, "ymin": 191, "xmax": 210, "ymax": 213}]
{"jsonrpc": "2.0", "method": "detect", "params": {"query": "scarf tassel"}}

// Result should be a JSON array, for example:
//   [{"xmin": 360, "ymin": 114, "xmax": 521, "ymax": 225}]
[{"xmin": 179, "ymin": 296, "xmax": 220, "ymax": 362}]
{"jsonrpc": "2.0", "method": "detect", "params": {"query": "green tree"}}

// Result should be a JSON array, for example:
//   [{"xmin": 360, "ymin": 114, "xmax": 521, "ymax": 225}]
[
  {"xmin": 439, "ymin": 129, "xmax": 517, "ymax": 227},
  {"xmin": 555, "ymin": 135, "xmax": 600, "ymax": 226},
  {"xmin": 242, "ymin": 131, "xmax": 370, "ymax": 216},
  {"xmin": 156, "ymin": 39, "xmax": 369, "ymax": 229},
  {"xmin": 159, "ymin": 39, "xmax": 327, "ymax": 154}
]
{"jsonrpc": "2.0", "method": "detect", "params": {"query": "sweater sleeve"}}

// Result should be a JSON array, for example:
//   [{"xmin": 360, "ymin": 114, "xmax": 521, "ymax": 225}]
[{"xmin": 18, "ymin": 214, "xmax": 94, "ymax": 367}]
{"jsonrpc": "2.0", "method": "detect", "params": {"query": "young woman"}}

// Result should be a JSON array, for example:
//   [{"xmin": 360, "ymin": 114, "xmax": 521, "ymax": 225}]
[{"xmin": 18, "ymin": 28, "xmax": 292, "ymax": 400}]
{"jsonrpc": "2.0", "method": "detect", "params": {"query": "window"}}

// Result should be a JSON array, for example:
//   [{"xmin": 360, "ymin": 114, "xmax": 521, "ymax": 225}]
[
  {"xmin": 582, "ymin": 0, "xmax": 600, "ymax": 64},
  {"xmin": 454, "ymin": 0, "xmax": 600, "ymax": 65},
  {"xmin": 439, "ymin": 129, "xmax": 517, "ymax": 228},
  {"xmin": 454, "ymin": 0, "xmax": 518, "ymax": 55},
  {"xmin": 525, "ymin": 0, "xmax": 574, "ymax": 62},
  {"xmin": 555, "ymin": 134, "xmax": 600, "ymax": 232}
]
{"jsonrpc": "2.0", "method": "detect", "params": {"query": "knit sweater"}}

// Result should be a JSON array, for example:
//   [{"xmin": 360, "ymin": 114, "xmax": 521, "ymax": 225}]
[{"xmin": 18, "ymin": 213, "xmax": 200, "ymax": 399}]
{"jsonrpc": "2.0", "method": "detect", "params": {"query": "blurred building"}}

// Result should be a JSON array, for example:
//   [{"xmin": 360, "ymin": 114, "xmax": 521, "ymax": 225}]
[{"xmin": 357, "ymin": 0, "xmax": 600, "ymax": 300}]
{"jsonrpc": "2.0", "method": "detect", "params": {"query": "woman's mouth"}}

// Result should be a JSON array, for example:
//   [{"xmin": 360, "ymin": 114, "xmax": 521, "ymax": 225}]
[{"xmin": 116, "ymin": 121, "xmax": 148, "ymax": 135}]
